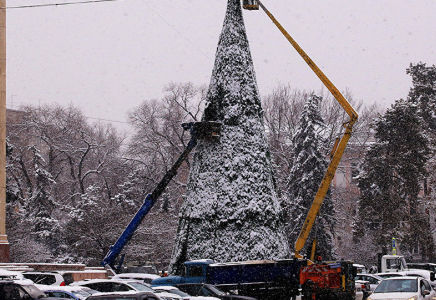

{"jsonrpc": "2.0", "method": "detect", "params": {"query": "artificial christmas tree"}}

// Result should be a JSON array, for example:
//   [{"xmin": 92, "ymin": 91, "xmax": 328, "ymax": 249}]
[{"xmin": 170, "ymin": 0, "xmax": 290, "ymax": 272}]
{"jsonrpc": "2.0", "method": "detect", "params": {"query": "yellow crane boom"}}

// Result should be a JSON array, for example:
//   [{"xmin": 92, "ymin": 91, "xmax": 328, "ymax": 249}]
[{"xmin": 244, "ymin": 0, "xmax": 358, "ymax": 259}]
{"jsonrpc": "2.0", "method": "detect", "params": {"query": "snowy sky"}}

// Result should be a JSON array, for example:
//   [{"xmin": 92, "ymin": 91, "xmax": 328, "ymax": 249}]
[{"xmin": 6, "ymin": 0, "xmax": 436, "ymax": 132}]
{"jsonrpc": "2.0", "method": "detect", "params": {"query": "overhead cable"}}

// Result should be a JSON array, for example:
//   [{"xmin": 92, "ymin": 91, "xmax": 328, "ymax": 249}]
[
  {"xmin": 1, "ymin": 0, "xmax": 118, "ymax": 9},
  {"xmin": 139, "ymin": 0, "xmax": 211, "ymax": 60}
]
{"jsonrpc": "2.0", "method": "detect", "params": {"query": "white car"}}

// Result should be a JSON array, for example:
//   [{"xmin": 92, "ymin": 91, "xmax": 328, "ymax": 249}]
[
  {"xmin": 152, "ymin": 285, "xmax": 220, "ymax": 300},
  {"xmin": 368, "ymin": 276, "xmax": 436, "ymax": 300},
  {"xmin": 355, "ymin": 273, "xmax": 384, "ymax": 291},
  {"xmin": 0, "ymin": 269, "xmax": 34, "ymax": 285},
  {"xmin": 71, "ymin": 279, "xmax": 181, "ymax": 300},
  {"xmin": 400, "ymin": 269, "xmax": 436, "ymax": 290},
  {"xmin": 23, "ymin": 271, "xmax": 67, "ymax": 286},
  {"xmin": 354, "ymin": 264, "xmax": 369, "ymax": 274},
  {"xmin": 112, "ymin": 273, "xmax": 161, "ymax": 285},
  {"xmin": 355, "ymin": 280, "xmax": 371, "ymax": 300},
  {"xmin": 375, "ymin": 272, "xmax": 406, "ymax": 279}
]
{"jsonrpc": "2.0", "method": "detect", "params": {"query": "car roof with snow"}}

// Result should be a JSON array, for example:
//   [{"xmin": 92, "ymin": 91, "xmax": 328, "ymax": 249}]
[
  {"xmin": 71, "ymin": 279, "xmax": 111, "ymax": 285},
  {"xmin": 112, "ymin": 273, "xmax": 160, "ymax": 279},
  {"xmin": 0, "ymin": 269, "xmax": 27, "ymax": 279},
  {"xmin": 152, "ymin": 285, "xmax": 178, "ymax": 291},
  {"xmin": 402, "ymin": 269, "xmax": 434, "ymax": 276},
  {"xmin": 380, "ymin": 276, "xmax": 426, "ymax": 281},
  {"xmin": 184, "ymin": 259, "xmax": 214, "ymax": 266},
  {"xmin": 375, "ymin": 272, "xmax": 406, "ymax": 278},
  {"xmin": 37, "ymin": 285, "xmax": 91, "ymax": 291}
]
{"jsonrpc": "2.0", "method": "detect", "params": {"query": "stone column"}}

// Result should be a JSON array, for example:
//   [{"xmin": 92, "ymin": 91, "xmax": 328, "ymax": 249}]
[{"xmin": 0, "ymin": 0, "xmax": 10, "ymax": 262}]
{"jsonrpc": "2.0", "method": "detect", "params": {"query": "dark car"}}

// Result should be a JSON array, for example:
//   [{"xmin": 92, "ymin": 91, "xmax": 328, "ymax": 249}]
[
  {"xmin": 86, "ymin": 291, "xmax": 160, "ymax": 300},
  {"xmin": 0, "ymin": 280, "xmax": 64, "ymax": 299},
  {"xmin": 175, "ymin": 284, "xmax": 257, "ymax": 300}
]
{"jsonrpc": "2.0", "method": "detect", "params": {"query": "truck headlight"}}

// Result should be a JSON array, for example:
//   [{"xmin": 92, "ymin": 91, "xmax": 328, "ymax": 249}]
[{"xmin": 406, "ymin": 297, "xmax": 418, "ymax": 300}]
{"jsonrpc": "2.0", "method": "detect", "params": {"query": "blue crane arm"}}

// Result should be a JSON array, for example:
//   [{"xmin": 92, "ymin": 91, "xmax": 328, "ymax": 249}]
[
  {"xmin": 101, "ymin": 138, "xmax": 197, "ymax": 268},
  {"xmin": 101, "ymin": 193, "xmax": 156, "ymax": 268},
  {"xmin": 100, "ymin": 121, "xmax": 221, "ymax": 270}
]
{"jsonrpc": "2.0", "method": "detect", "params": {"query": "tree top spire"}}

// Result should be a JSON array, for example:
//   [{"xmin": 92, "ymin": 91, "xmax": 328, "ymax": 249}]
[{"xmin": 203, "ymin": 0, "xmax": 262, "ymax": 125}]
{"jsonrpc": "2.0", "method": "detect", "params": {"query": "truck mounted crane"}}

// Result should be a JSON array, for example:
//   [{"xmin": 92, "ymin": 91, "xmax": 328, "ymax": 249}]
[
  {"xmin": 244, "ymin": 0, "xmax": 358, "ymax": 261},
  {"xmin": 101, "ymin": 121, "xmax": 221, "ymax": 272},
  {"xmin": 242, "ymin": 1, "xmax": 359, "ymax": 299}
]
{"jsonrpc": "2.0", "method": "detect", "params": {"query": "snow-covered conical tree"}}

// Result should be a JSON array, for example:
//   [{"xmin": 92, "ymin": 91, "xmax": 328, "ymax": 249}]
[
  {"xmin": 170, "ymin": 0, "xmax": 290, "ymax": 272},
  {"xmin": 287, "ymin": 94, "xmax": 336, "ymax": 260}
]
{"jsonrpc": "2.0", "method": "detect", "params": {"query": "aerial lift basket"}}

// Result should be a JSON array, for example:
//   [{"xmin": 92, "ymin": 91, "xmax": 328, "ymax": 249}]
[
  {"xmin": 243, "ymin": 0, "xmax": 259, "ymax": 10},
  {"xmin": 182, "ymin": 121, "xmax": 221, "ymax": 141}
]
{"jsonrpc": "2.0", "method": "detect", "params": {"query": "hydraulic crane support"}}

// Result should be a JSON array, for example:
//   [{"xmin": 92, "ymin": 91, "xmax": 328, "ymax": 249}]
[
  {"xmin": 101, "ymin": 121, "xmax": 221, "ymax": 270},
  {"xmin": 253, "ymin": 0, "xmax": 358, "ymax": 259}
]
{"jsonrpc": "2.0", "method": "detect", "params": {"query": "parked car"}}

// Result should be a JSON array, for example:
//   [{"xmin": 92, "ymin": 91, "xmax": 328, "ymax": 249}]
[
  {"xmin": 354, "ymin": 264, "xmax": 368, "ymax": 274},
  {"xmin": 86, "ymin": 291, "xmax": 161, "ymax": 300},
  {"xmin": 0, "ymin": 269, "xmax": 33, "ymax": 284},
  {"xmin": 112, "ymin": 273, "xmax": 161, "ymax": 285},
  {"xmin": 408, "ymin": 263, "xmax": 436, "ymax": 273},
  {"xmin": 0, "ymin": 280, "xmax": 64, "ymax": 299},
  {"xmin": 37, "ymin": 285, "xmax": 98, "ymax": 299},
  {"xmin": 72, "ymin": 279, "xmax": 182, "ymax": 299},
  {"xmin": 152, "ymin": 285, "xmax": 220, "ymax": 300},
  {"xmin": 149, "ymin": 288, "xmax": 183, "ymax": 300},
  {"xmin": 174, "ymin": 284, "xmax": 257, "ymax": 300},
  {"xmin": 374, "ymin": 272, "xmax": 406, "ymax": 279},
  {"xmin": 23, "ymin": 272, "xmax": 69, "ymax": 286},
  {"xmin": 110, "ymin": 279, "xmax": 182, "ymax": 299},
  {"xmin": 72, "ymin": 279, "xmax": 143, "ymax": 292},
  {"xmin": 355, "ymin": 279, "xmax": 371, "ymax": 300},
  {"xmin": 354, "ymin": 280, "xmax": 365, "ymax": 300},
  {"xmin": 399, "ymin": 269, "xmax": 436, "ymax": 290},
  {"xmin": 367, "ymin": 276, "xmax": 436, "ymax": 300},
  {"xmin": 355, "ymin": 274, "xmax": 383, "ymax": 291}
]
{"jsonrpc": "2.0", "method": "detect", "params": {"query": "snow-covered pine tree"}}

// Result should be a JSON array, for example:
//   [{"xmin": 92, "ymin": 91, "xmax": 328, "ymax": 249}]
[
  {"xmin": 407, "ymin": 62, "xmax": 436, "ymax": 131},
  {"xmin": 287, "ymin": 94, "xmax": 335, "ymax": 260},
  {"xmin": 170, "ymin": 0, "xmax": 290, "ymax": 272},
  {"xmin": 355, "ymin": 100, "xmax": 434, "ymax": 260}
]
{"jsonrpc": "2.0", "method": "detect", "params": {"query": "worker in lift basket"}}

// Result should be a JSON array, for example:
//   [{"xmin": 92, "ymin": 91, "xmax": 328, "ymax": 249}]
[{"xmin": 243, "ymin": 0, "xmax": 257, "ymax": 5}]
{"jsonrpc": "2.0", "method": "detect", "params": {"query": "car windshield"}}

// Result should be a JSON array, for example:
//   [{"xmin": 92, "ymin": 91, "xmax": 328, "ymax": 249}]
[
  {"xmin": 374, "ymin": 279, "xmax": 418, "ymax": 293},
  {"xmin": 71, "ymin": 289, "xmax": 93, "ymax": 298},
  {"xmin": 20, "ymin": 284, "xmax": 47, "ymax": 298},
  {"xmin": 127, "ymin": 282, "xmax": 154, "ymax": 292}
]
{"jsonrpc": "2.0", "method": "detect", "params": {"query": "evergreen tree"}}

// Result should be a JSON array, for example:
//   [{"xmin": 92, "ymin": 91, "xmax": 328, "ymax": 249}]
[
  {"xmin": 355, "ymin": 100, "xmax": 434, "ymax": 260},
  {"xmin": 405, "ymin": 62, "xmax": 436, "ymax": 260},
  {"xmin": 287, "ymin": 94, "xmax": 335, "ymax": 260},
  {"xmin": 28, "ymin": 146, "xmax": 61, "ymax": 249},
  {"xmin": 407, "ymin": 62, "xmax": 436, "ymax": 131},
  {"xmin": 6, "ymin": 142, "xmax": 63, "ymax": 260},
  {"xmin": 170, "ymin": 0, "xmax": 290, "ymax": 272}
]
